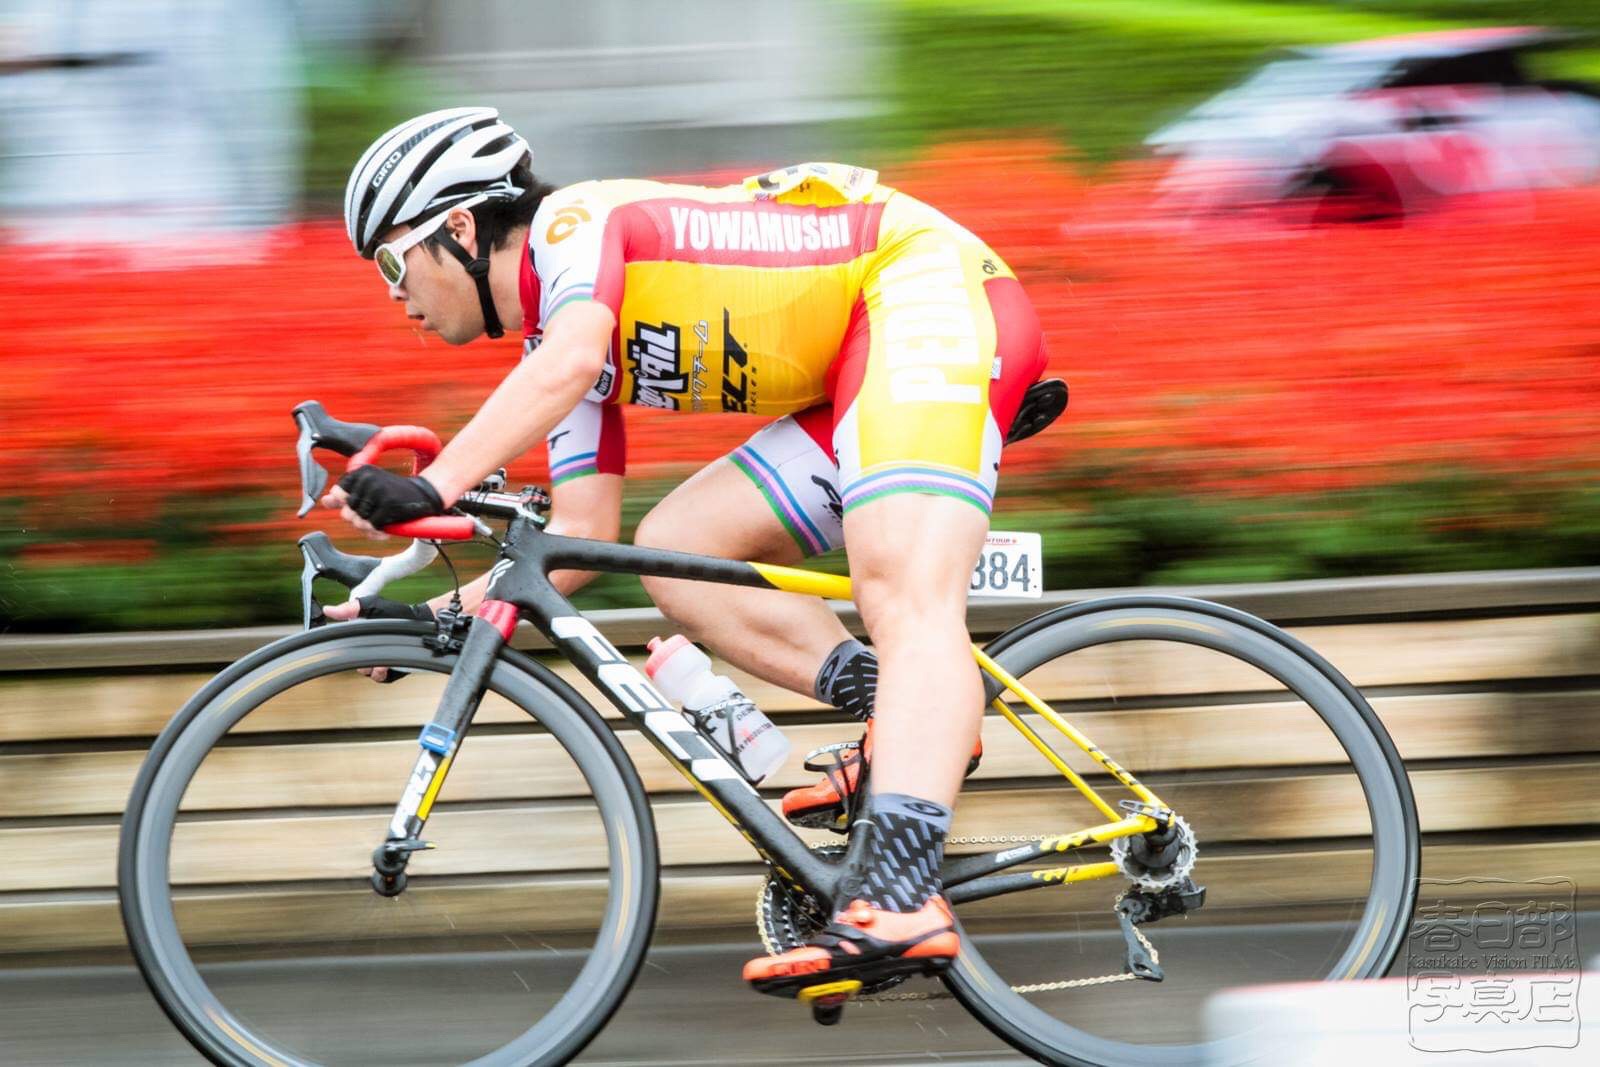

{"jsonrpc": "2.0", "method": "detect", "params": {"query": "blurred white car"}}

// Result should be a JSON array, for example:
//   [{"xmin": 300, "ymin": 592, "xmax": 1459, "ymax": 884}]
[{"xmin": 1147, "ymin": 27, "xmax": 1600, "ymax": 220}]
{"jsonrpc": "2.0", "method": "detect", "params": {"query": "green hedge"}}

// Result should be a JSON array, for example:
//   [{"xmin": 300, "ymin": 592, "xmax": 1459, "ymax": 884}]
[
  {"xmin": 299, "ymin": 54, "xmax": 438, "ymax": 212},
  {"xmin": 292, "ymin": 5, "xmax": 1600, "ymax": 204},
  {"xmin": 292, "ymin": 4, "xmax": 1600, "ymax": 204},
  {"xmin": 7, "ymin": 468, "xmax": 1596, "ymax": 632},
  {"xmin": 860, "ymin": 0, "xmax": 1600, "ymax": 163}
]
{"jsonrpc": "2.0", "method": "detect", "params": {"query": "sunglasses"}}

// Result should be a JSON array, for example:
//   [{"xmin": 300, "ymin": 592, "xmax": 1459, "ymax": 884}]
[{"xmin": 374, "ymin": 192, "xmax": 491, "ymax": 287}]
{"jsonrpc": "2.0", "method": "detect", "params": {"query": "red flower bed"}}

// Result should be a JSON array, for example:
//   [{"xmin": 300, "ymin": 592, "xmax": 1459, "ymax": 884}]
[
  {"xmin": 4, "ymin": 138, "xmax": 1599, "ymax": 542},
  {"xmin": 892, "ymin": 143, "xmax": 1600, "ymax": 493}
]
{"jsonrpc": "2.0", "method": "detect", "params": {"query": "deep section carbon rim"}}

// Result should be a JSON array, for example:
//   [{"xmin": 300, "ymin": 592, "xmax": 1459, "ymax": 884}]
[
  {"xmin": 943, "ymin": 601, "xmax": 1419, "ymax": 1067},
  {"xmin": 119, "ymin": 628, "xmax": 657, "ymax": 1066}
]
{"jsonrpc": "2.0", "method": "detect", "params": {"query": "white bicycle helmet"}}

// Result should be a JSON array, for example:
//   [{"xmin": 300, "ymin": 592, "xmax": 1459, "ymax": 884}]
[
  {"xmin": 344, "ymin": 106, "xmax": 529, "ymax": 258},
  {"xmin": 344, "ymin": 106, "xmax": 531, "ymax": 337}
]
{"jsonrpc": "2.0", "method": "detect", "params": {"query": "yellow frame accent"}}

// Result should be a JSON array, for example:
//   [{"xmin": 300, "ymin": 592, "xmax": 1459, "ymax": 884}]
[
  {"xmin": 412, "ymin": 560, "xmax": 1170, "ymax": 895},
  {"xmin": 749, "ymin": 562, "xmax": 854, "ymax": 601},
  {"xmin": 1031, "ymin": 861, "xmax": 1123, "ymax": 886},
  {"xmin": 415, "ymin": 753, "xmax": 453, "ymax": 821},
  {"xmin": 751, "ymin": 565, "xmax": 1175, "ymax": 883}
]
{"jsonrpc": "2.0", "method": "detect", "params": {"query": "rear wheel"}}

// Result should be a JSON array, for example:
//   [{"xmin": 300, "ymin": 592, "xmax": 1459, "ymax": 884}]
[
  {"xmin": 941, "ymin": 597, "xmax": 1419, "ymax": 1066},
  {"xmin": 119, "ymin": 623, "xmax": 659, "ymax": 1066}
]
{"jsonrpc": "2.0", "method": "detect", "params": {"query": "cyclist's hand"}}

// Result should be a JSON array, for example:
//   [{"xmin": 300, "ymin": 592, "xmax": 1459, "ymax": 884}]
[
  {"xmin": 323, "ymin": 467, "xmax": 445, "ymax": 536},
  {"xmin": 323, "ymin": 596, "xmax": 435, "ymax": 683},
  {"xmin": 318, "ymin": 483, "xmax": 379, "ymax": 537}
]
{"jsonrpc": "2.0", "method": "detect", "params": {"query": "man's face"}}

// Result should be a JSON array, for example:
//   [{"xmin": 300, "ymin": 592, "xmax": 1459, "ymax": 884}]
[{"xmin": 379, "ymin": 216, "xmax": 482, "ymax": 345}]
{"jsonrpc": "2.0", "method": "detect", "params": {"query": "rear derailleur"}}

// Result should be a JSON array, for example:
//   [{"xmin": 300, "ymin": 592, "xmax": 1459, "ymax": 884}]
[{"xmin": 1115, "ymin": 878, "xmax": 1207, "ymax": 981}]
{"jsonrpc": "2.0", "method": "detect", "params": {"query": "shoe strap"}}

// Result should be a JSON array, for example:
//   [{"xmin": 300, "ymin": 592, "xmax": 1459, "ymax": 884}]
[
  {"xmin": 801, "ymin": 739, "xmax": 862, "ymax": 774},
  {"xmin": 811, "ymin": 921, "xmax": 875, "ymax": 951}
]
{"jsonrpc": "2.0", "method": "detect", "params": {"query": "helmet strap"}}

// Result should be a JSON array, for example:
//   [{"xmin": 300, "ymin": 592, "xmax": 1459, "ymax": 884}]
[{"xmin": 435, "ymin": 223, "xmax": 505, "ymax": 339}]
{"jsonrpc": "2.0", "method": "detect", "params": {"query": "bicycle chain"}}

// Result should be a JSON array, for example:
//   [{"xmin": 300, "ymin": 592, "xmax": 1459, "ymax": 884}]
[
  {"xmin": 857, "ymin": 892, "xmax": 1160, "ymax": 1003},
  {"xmin": 945, "ymin": 832, "xmax": 1056, "ymax": 846}
]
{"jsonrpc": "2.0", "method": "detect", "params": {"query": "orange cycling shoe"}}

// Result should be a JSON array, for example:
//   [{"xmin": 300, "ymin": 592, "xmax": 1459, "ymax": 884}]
[
  {"xmin": 781, "ymin": 722, "xmax": 982, "ymax": 832},
  {"xmin": 743, "ymin": 895, "xmax": 960, "ymax": 1000}
]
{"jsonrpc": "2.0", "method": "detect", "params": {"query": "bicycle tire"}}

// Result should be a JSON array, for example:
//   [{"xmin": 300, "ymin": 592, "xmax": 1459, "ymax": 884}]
[
  {"xmin": 943, "ymin": 596, "xmax": 1421, "ymax": 1067},
  {"xmin": 118, "ymin": 620, "xmax": 659, "ymax": 1067}
]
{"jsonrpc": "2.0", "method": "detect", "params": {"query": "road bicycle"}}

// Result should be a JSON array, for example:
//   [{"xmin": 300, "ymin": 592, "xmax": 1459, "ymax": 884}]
[{"xmin": 118, "ymin": 399, "xmax": 1420, "ymax": 1066}]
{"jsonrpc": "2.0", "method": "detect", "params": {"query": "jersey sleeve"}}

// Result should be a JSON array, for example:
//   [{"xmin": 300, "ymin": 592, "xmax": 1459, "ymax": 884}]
[
  {"xmin": 546, "ymin": 398, "xmax": 626, "ymax": 486},
  {"xmin": 528, "ymin": 183, "xmax": 617, "ymax": 329},
  {"xmin": 525, "ymin": 185, "xmax": 624, "ymax": 405}
]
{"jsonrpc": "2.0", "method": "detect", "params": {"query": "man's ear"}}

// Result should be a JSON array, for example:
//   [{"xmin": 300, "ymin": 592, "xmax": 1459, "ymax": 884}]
[{"xmin": 446, "ymin": 206, "xmax": 479, "ymax": 257}]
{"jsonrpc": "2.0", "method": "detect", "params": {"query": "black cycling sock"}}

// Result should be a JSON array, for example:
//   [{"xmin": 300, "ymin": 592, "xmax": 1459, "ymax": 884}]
[
  {"xmin": 857, "ymin": 792, "xmax": 952, "ymax": 913},
  {"xmin": 814, "ymin": 639, "xmax": 878, "ymax": 723}
]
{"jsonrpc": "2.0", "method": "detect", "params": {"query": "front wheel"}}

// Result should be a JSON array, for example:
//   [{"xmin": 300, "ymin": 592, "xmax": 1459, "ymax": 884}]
[
  {"xmin": 944, "ymin": 597, "xmax": 1420, "ymax": 1066},
  {"xmin": 118, "ymin": 622, "xmax": 659, "ymax": 1066}
]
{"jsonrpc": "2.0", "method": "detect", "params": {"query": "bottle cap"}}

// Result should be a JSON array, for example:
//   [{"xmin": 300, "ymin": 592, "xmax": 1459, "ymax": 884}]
[{"xmin": 644, "ymin": 634, "xmax": 692, "ymax": 679}]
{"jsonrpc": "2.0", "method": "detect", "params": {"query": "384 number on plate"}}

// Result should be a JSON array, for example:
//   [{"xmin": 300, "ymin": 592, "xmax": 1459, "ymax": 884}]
[{"xmin": 969, "ymin": 531, "xmax": 1043, "ymax": 599}]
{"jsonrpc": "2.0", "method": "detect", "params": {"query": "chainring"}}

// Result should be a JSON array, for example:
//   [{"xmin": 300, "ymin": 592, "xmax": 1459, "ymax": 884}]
[{"xmin": 755, "ymin": 844, "xmax": 909, "ymax": 996}]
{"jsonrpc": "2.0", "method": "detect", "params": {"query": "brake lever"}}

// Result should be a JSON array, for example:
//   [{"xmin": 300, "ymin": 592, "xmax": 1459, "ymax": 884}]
[
  {"xmin": 298, "ymin": 529, "xmax": 445, "ymax": 628},
  {"xmin": 293, "ymin": 401, "xmax": 381, "ymax": 517},
  {"xmin": 298, "ymin": 532, "xmax": 382, "ymax": 630},
  {"xmin": 295, "ymin": 429, "xmax": 326, "ymax": 518}
]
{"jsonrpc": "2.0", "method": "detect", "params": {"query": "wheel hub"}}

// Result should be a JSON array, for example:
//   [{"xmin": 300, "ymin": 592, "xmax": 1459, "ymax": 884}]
[{"xmin": 1109, "ymin": 815, "xmax": 1198, "ymax": 891}]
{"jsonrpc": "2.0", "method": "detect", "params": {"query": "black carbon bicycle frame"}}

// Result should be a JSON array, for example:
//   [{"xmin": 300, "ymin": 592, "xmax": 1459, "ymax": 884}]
[{"xmin": 408, "ymin": 509, "xmax": 1082, "ymax": 911}]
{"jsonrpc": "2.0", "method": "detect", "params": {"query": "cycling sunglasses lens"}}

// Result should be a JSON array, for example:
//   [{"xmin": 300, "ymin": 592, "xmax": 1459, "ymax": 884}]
[{"xmin": 376, "ymin": 247, "xmax": 404, "ymax": 286}]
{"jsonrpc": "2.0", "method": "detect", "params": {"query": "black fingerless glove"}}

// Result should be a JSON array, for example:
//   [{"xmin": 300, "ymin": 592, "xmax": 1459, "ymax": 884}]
[
  {"xmin": 338, "ymin": 466, "xmax": 446, "ymax": 528},
  {"xmin": 356, "ymin": 596, "xmax": 436, "ymax": 622}
]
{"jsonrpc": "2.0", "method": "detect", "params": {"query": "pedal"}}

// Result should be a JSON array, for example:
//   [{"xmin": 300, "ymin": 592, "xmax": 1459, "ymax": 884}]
[
  {"xmin": 799, "ymin": 979, "xmax": 861, "ymax": 1026},
  {"xmin": 788, "ymin": 809, "xmax": 851, "ymax": 833}
]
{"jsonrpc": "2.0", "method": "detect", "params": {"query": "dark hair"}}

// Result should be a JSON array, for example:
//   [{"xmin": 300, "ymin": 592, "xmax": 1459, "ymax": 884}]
[{"xmin": 425, "ymin": 155, "xmax": 555, "ymax": 257}]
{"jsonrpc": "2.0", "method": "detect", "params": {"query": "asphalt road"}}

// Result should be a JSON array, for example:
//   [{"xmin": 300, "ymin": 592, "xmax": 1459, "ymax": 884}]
[{"xmin": 3, "ymin": 914, "xmax": 1596, "ymax": 1066}]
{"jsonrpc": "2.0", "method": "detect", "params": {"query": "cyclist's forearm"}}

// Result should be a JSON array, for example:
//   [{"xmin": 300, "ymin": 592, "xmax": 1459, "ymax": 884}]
[{"xmin": 423, "ymin": 347, "xmax": 604, "ymax": 505}]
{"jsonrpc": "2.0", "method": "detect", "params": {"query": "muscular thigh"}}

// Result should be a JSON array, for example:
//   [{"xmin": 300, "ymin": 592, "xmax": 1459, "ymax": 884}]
[{"xmin": 637, "ymin": 424, "xmax": 827, "ymax": 565}]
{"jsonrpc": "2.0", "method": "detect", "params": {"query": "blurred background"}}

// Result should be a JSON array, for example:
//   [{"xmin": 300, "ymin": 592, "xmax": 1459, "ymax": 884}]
[
  {"xmin": 3, "ymin": 0, "xmax": 1599, "ymax": 630},
  {"xmin": 3, "ymin": 5, "xmax": 1600, "ymax": 1064}
]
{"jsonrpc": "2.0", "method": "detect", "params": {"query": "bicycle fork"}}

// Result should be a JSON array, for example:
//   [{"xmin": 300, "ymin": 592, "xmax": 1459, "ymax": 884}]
[{"xmin": 371, "ymin": 603, "xmax": 518, "ymax": 896}]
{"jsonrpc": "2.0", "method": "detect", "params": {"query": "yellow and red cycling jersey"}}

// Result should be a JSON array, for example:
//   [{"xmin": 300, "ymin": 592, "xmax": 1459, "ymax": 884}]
[{"xmin": 520, "ymin": 162, "xmax": 1047, "ymax": 515}]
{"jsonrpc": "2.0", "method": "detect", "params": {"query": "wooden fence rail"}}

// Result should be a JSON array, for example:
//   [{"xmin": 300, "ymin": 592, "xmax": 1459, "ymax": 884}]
[{"xmin": 3, "ymin": 568, "xmax": 1598, "ymax": 958}]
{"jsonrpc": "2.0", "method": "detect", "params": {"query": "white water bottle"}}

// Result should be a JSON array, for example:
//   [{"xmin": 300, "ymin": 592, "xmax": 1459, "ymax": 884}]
[{"xmin": 644, "ymin": 635, "xmax": 791, "ymax": 783}]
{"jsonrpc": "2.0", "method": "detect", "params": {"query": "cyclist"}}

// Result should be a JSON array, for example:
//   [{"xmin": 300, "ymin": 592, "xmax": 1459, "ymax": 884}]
[{"xmin": 323, "ymin": 107, "xmax": 1049, "ymax": 1000}]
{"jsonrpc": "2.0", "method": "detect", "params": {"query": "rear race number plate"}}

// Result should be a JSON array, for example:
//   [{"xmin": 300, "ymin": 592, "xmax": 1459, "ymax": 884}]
[{"xmin": 969, "ymin": 531, "xmax": 1043, "ymax": 599}]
